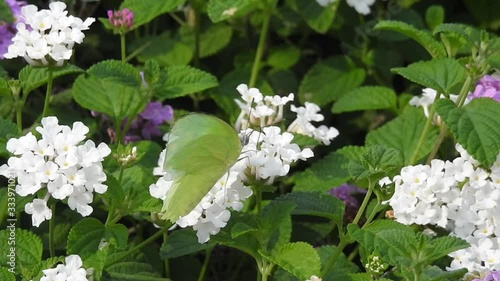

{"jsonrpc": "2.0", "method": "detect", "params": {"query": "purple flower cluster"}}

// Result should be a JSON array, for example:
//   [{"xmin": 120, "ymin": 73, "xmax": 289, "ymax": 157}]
[
  {"xmin": 473, "ymin": 271, "xmax": 500, "ymax": 281},
  {"xmin": 94, "ymin": 101, "xmax": 173, "ymax": 143},
  {"xmin": 0, "ymin": 0, "xmax": 25, "ymax": 59},
  {"xmin": 328, "ymin": 184, "xmax": 366, "ymax": 221},
  {"xmin": 107, "ymin": 8, "xmax": 134, "ymax": 31},
  {"xmin": 468, "ymin": 75, "xmax": 500, "ymax": 102}
]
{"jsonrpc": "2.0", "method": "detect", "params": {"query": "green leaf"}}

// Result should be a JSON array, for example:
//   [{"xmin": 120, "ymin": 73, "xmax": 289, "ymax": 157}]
[
  {"xmin": 366, "ymin": 107, "xmax": 438, "ymax": 164},
  {"xmin": 160, "ymin": 229, "xmax": 214, "ymax": 259},
  {"xmin": 155, "ymin": 65, "xmax": 218, "ymax": 100},
  {"xmin": 348, "ymin": 145, "xmax": 403, "ymax": 181},
  {"xmin": 261, "ymin": 242, "xmax": 321, "ymax": 280},
  {"xmin": 392, "ymin": 58, "xmax": 466, "ymax": 95},
  {"xmin": 273, "ymin": 192, "xmax": 344, "ymax": 224},
  {"xmin": 426, "ymin": 236, "xmax": 468, "ymax": 263},
  {"xmin": 179, "ymin": 23, "xmax": 233, "ymax": 58},
  {"xmin": 120, "ymin": 0, "xmax": 185, "ymax": 30},
  {"xmin": 287, "ymin": 0, "xmax": 339, "ymax": 34},
  {"xmin": 0, "ymin": 267, "xmax": 15, "ymax": 281},
  {"xmin": 318, "ymin": 246, "xmax": 359, "ymax": 280},
  {"xmin": 105, "ymin": 261, "xmax": 168, "ymax": 281},
  {"xmin": 117, "ymin": 166, "xmax": 157, "ymax": 214},
  {"xmin": 260, "ymin": 201, "xmax": 295, "ymax": 254},
  {"xmin": 67, "ymin": 218, "xmax": 128, "ymax": 258},
  {"xmin": 0, "ymin": 78, "xmax": 10, "ymax": 97},
  {"xmin": 87, "ymin": 60, "xmax": 142, "ymax": 88},
  {"xmin": 292, "ymin": 147, "xmax": 355, "ymax": 192},
  {"xmin": 433, "ymin": 23, "xmax": 481, "ymax": 49},
  {"xmin": 267, "ymin": 46, "xmax": 301, "ymax": 70},
  {"xmin": 19, "ymin": 64, "xmax": 83, "ymax": 95},
  {"xmin": 374, "ymin": 20, "xmax": 446, "ymax": 58},
  {"xmin": 0, "ymin": 118, "xmax": 18, "ymax": 139},
  {"xmin": 29, "ymin": 257, "xmax": 65, "ymax": 281},
  {"xmin": 348, "ymin": 220, "xmax": 416, "ymax": 266},
  {"xmin": 207, "ymin": 0, "xmax": 255, "ymax": 23},
  {"xmin": 211, "ymin": 213, "xmax": 260, "ymax": 260},
  {"xmin": 348, "ymin": 273, "xmax": 374, "ymax": 281},
  {"xmin": 435, "ymin": 98, "xmax": 500, "ymax": 167},
  {"xmin": 135, "ymin": 33, "xmax": 193, "ymax": 66},
  {"xmin": 0, "ymin": 229, "xmax": 42, "ymax": 274},
  {"xmin": 332, "ymin": 86, "xmax": 397, "ymax": 113},
  {"xmin": 0, "ymin": 1, "xmax": 13, "ymax": 23},
  {"xmin": 299, "ymin": 57, "xmax": 365, "ymax": 106},
  {"xmin": 425, "ymin": 5, "xmax": 444, "ymax": 31},
  {"xmin": 420, "ymin": 266, "xmax": 467, "ymax": 281}
]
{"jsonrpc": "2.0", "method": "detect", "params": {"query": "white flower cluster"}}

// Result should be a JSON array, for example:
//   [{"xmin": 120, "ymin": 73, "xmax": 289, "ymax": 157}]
[
  {"xmin": 4, "ymin": 1, "xmax": 95, "ymax": 66},
  {"xmin": 235, "ymin": 83, "xmax": 339, "ymax": 146},
  {"xmin": 0, "ymin": 117, "xmax": 110, "ymax": 227},
  {"xmin": 409, "ymin": 88, "xmax": 465, "ymax": 119},
  {"xmin": 315, "ymin": 0, "xmax": 376, "ymax": 15},
  {"xmin": 36, "ymin": 255, "xmax": 92, "ymax": 281},
  {"xmin": 305, "ymin": 275, "xmax": 322, "ymax": 281},
  {"xmin": 382, "ymin": 144, "xmax": 500, "ymax": 274},
  {"xmin": 150, "ymin": 118, "xmax": 314, "ymax": 243}
]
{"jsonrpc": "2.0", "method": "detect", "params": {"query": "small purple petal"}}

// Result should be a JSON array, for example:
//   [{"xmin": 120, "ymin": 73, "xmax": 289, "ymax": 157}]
[{"xmin": 468, "ymin": 75, "xmax": 500, "ymax": 102}]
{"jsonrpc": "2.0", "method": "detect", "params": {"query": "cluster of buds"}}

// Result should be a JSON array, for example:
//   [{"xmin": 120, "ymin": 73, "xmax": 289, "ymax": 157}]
[{"xmin": 107, "ymin": 8, "xmax": 133, "ymax": 32}]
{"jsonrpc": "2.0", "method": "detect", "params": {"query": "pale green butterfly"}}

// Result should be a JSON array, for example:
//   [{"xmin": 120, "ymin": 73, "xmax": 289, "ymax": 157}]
[{"xmin": 160, "ymin": 113, "xmax": 242, "ymax": 222}]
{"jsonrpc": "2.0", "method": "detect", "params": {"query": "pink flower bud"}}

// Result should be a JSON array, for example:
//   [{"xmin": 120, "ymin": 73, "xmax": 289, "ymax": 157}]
[{"xmin": 107, "ymin": 8, "xmax": 134, "ymax": 30}]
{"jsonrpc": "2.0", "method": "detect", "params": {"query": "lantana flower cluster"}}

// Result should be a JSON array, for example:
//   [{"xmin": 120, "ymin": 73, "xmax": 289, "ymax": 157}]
[
  {"xmin": 4, "ymin": 1, "xmax": 95, "ymax": 66},
  {"xmin": 0, "ymin": 117, "xmax": 110, "ymax": 227},
  {"xmin": 382, "ymin": 144, "xmax": 500, "ymax": 274},
  {"xmin": 36, "ymin": 255, "xmax": 92, "ymax": 281},
  {"xmin": 150, "ymin": 85, "xmax": 322, "ymax": 243},
  {"xmin": 0, "ymin": 0, "xmax": 25, "ymax": 59},
  {"xmin": 107, "ymin": 8, "xmax": 134, "ymax": 32},
  {"xmin": 235, "ymin": 83, "xmax": 339, "ymax": 145}
]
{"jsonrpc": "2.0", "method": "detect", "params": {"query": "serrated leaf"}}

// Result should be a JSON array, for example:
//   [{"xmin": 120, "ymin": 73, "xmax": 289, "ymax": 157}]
[
  {"xmin": 299, "ymin": 56, "xmax": 365, "ymax": 106},
  {"xmin": 67, "ymin": 218, "xmax": 128, "ymax": 258},
  {"xmin": 0, "ymin": 267, "xmax": 15, "ymax": 281},
  {"xmin": 87, "ymin": 60, "xmax": 142, "ymax": 88},
  {"xmin": 348, "ymin": 273, "xmax": 374, "ymax": 281},
  {"xmin": 317, "ymin": 245, "xmax": 359, "ymax": 280},
  {"xmin": 426, "ymin": 236, "xmax": 468, "ymax": 263},
  {"xmin": 207, "ymin": 0, "xmax": 255, "ymax": 23},
  {"xmin": 211, "ymin": 213, "xmax": 260, "ymax": 260},
  {"xmin": 287, "ymin": 0, "xmax": 339, "ymax": 33},
  {"xmin": 0, "ymin": 229, "xmax": 42, "ymax": 274},
  {"xmin": 260, "ymin": 201, "xmax": 295, "ymax": 254},
  {"xmin": 232, "ymin": 222, "xmax": 259, "ymax": 238},
  {"xmin": 420, "ymin": 266, "xmax": 467, "ymax": 281},
  {"xmin": 374, "ymin": 20, "xmax": 446, "ymax": 58},
  {"xmin": 273, "ymin": 192, "xmax": 344, "ymax": 224},
  {"xmin": 292, "ymin": 147, "xmax": 353, "ymax": 192},
  {"xmin": 348, "ymin": 220, "xmax": 416, "ymax": 266},
  {"xmin": 392, "ymin": 58, "xmax": 466, "ymax": 95},
  {"xmin": 267, "ymin": 46, "xmax": 301, "ymax": 70},
  {"xmin": 160, "ymin": 229, "xmax": 214, "ymax": 259},
  {"xmin": 19, "ymin": 64, "xmax": 83, "ymax": 95},
  {"xmin": 261, "ymin": 242, "xmax": 321, "ymax": 280},
  {"xmin": 348, "ymin": 145, "xmax": 403, "ymax": 181},
  {"xmin": 142, "ymin": 60, "xmax": 162, "ymax": 87},
  {"xmin": 135, "ymin": 33, "xmax": 193, "ymax": 66},
  {"xmin": 179, "ymin": 23, "xmax": 233, "ymax": 58},
  {"xmin": 117, "ymin": 166, "xmax": 157, "ymax": 214},
  {"xmin": 332, "ymin": 86, "xmax": 397, "ymax": 113},
  {"xmin": 425, "ymin": 5, "xmax": 444, "ymax": 31},
  {"xmin": 366, "ymin": 107, "xmax": 438, "ymax": 164},
  {"xmin": 433, "ymin": 23, "xmax": 481, "ymax": 49},
  {"xmin": 120, "ymin": 0, "xmax": 185, "ymax": 30},
  {"xmin": 105, "ymin": 261, "xmax": 168, "ymax": 281},
  {"xmin": 435, "ymin": 98, "xmax": 500, "ymax": 167},
  {"xmin": 155, "ymin": 65, "xmax": 218, "ymax": 100}
]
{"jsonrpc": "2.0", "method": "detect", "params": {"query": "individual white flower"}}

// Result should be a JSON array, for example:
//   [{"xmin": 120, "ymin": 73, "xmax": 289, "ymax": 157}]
[
  {"xmin": 25, "ymin": 198, "xmax": 52, "ymax": 227},
  {"xmin": 4, "ymin": 1, "xmax": 95, "ymax": 66},
  {"xmin": 37, "ymin": 255, "xmax": 91, "ymax": 281},
  {"xmin": 0, "ymin": 116, "xmax": 110, "ymax": 226},
  {"xmin": 287, "ymin": 102, "xmax": 339, "ymax": 145}
]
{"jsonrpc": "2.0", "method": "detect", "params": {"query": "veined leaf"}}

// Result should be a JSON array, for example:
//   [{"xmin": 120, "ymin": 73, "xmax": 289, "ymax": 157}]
[
  {"xmin": 261, "ymin": 242, "xmax": 321, "ymax": 280},
  {"xmin": 425, "ymin": 5, "xmax": 444, "ymax": 31},
  {"xmin": 87, "ymin": 60, "xmax": 142, "ymax": 88},
  {"xmin": 366, "ymin": 106, "xmax": 438, "ymax": 164},
  {"xmin": 348, "ymin": 145, "xmax": 403, "ymax": 181},
  {"xmin": 0, "ymin": 268, "xmax": 15, "ymax": 281},
  {"xmin": 260, "ymin": 202, "xmax": 295, "ymax": 254},
  {"xmin": 179, "ymin": 23, "xmax": 233, "ymax": 58},
  {"xmin": 299, "ymin": 56, "xmax": 365, "ymax": 106},
  {"xmin": 19, "ymin": 64, "xmax": 83, "ymax": 95},
  {"xmin": 135, "ymin": 33, "xmax": 193, "ymax": 66},
  {"xmin": 435, "ymin": 98, "xmax": 500, "ymax": 167},
  {"xmin": 29, "ymin": 257, "xmax": 65, "ymax": 281},
  {"xmin": 287, "ymin": 0, "xmax": 339, "ymax": 34},
  {"xmin": 120, "ymin": 0, "xmax": 185, "ymax": 30},
  {"xmin": 207, "ymin": 0, "xmax": 255, "ymax": 23},
  {"xmin": 0, "ymin": 229, "xmax": 42, "ymax": 274},
  {"xmin": 318, "ymin": 245, "xmax": 359, "ymax": 280},
  {"xmin": 392, "ymin": 58, "xmax": 466, "ymax": 95},
  {"xmin": 374, "ymin": 20, "xmax": 446, "ymax": 58},
  {"xmin": 433, "ymin": 23, "xmax": 481, "ymax": 49},
  {"xmin": 332, "ymin": 86, "xmax": 397, "ymax": 113},
  {"xmin": 155, "ymin": 65, "xmax": 218, "ymax": 100},
  {"xmin": 160, "ymin": 229, "xmax": 214, "ymax": 259},
  {"xmin": 267, "ymin": 46, "xmax": 301, "ymax": 70}
]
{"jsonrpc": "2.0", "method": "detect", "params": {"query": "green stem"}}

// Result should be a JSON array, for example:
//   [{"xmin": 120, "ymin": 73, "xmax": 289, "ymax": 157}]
[
  {"xmin": 425, "ymin": 125, "xmax": 447, "ymax": 164},
  {"xmin": 363, "ymin": 199, "xmax": 381, "ymax": 228},
  {"xmin": 320, "ymin": 238, "xmax": 350, "ymax": 277},
  {"xmin": 408, "ymin": 92, "xmax": 441, "ymax": 165},
  {"xmin": 248, "ymin": 1, "xmax": 276, "ymax": 88},
  {"xmin": 254, "ymin": 187, "xmax": 262, "ymax": 215},
  {"xmin": 120, "ymin": 33, "xmax": 126, "ymax": 62},
  {"xmin": 42, "ymin": 69, "xmax": 54, "ymax": 118},
  {"xmin": 197, "ymin": 248, "xmax": 212, "ymax": 281},
  {"xmin": 15, "ymin": 100, "xmax": 22, "ymax": 133},
  {"xmin": 352, "ymin": 180, "xmax": 374, "ymax": 226},
  {"xmin": 106, "ymin": 226, "xmax": 170, "ymax": 266},
  {"xmin": 49, "ymin": 202, "xmax": 56, "ymax": 257},
  {"xmin": 192, "ymin": 3, "xmax": 201, "ymax": 67},
  {"xmin": 456, "ymin": 76, "xmax": 473, "ymax": 108},
  {"xmin": 163, "ymin": 231, "xmax": 171, "ymax": 278}
]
